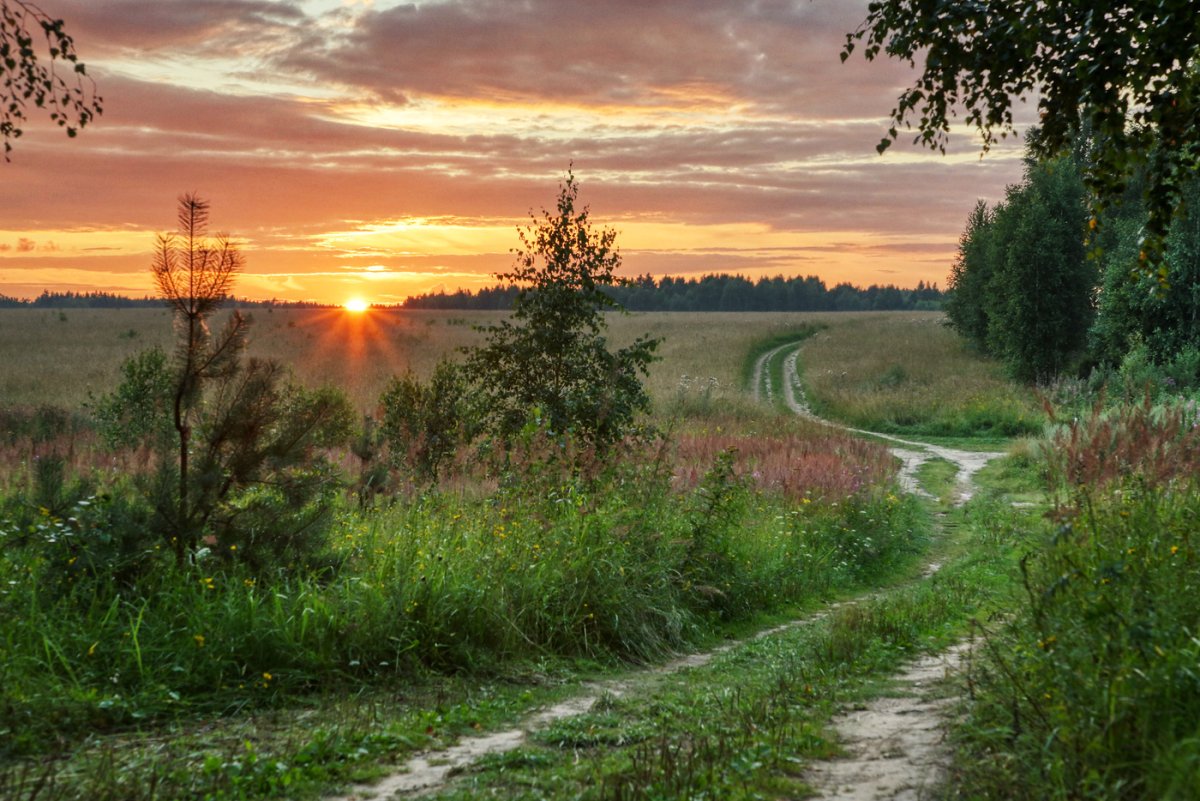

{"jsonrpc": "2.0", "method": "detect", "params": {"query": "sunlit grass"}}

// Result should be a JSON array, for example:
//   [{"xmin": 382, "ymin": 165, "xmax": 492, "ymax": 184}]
[
  {"xmin": 0, "ymin": 308, "xmax": 848, "ymax": 412},
  {"xmin": 795, "ymin": 312, "xmax": 1043, "ymax": 436}
]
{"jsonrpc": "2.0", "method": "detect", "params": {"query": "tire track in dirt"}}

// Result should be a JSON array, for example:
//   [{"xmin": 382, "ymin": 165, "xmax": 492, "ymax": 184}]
[
  {"xmin": 330, "ymin": 595, "xmax": 860, "ymax": 799},
  {"xmin": 332, "ymin": 341, "xmax": 999, "ymax": 800},
  {"xmin": 755, "ymin": 339, "xmax": 1000, "ymax": 800}
]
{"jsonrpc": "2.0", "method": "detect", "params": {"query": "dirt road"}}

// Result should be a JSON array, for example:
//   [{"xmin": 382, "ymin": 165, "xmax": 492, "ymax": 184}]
[
  {"xmin": 332, "ymin": 341, "xmax": 1001, "ymax": 800},
  {"xmin": 755, "ymin": 338, "xmax": 1002, "ymax": 799}
]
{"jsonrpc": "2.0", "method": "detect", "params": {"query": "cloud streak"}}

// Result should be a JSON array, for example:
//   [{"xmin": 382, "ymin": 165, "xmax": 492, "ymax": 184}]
[{"xmin": 0, "ymin": 0, "xmax": 1029, "ymax": 302}]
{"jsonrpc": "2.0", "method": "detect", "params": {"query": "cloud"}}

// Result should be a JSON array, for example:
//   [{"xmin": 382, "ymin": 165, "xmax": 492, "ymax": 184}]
[
  {"xmin": 277, "ymin": 0, "xmax": 908, "ymax": 116},
  {"xmin": 1, "ymin": 0, "xmax": 1030, "ymax": 302},
  {"xmin": 54, "ymin": 0, "xmax": 306, "ymax": 54}
]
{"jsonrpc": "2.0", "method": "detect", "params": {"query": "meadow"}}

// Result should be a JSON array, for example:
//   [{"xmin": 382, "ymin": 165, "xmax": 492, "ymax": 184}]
[
  {"xmin": 0, "ymin": 307, "xmax": 855, "ymax": 412},
  {"xmin": 796, "ymin": 312, "xmax": 1042, "ymax": 438},
  {"xmin": 0, "ymin": 308, "xmax": 957, "ymax": 799},
  {"xmin": 3, "ymin": 305, "xmax": 1196, "ymax": 800}
]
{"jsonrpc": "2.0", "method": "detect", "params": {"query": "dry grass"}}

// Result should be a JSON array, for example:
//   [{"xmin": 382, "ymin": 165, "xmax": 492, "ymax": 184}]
[
  {"xmin": 0, "ymin": 308, "xmax": 841, "ymax": 413},
  {"xmin": 670, "ymin": 414, "xmax": 896, "ymax": 502},
  {"xmin": 797, "ymin": 312, "xmax": 1042, "ymax": 436},
  {"xmin": 1, "ymin": 307, "xmax": 1037, "ymax": 437}
]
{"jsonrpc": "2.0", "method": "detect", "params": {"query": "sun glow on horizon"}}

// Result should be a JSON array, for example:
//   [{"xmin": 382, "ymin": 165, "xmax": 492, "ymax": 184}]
[{"xmin": 343, "ymin": 298, "xmax": 370, "ymax": 312}]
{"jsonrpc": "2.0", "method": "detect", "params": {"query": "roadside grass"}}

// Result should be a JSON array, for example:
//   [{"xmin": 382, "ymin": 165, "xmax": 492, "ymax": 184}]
[
  {"xmin": 0, "ymin": 440, "xmax": 928, "ymax": 798},
  {"xmin": 0, "ymin": 675, "xmax": 582, "ymax": 801},
  {"xmin": 948, "ymin": 399, "xmax": 1200, "ymax": 800},
  {"xmin": 794, "ymin": 313, "xmax": 1042, "ymax": 437},
  {"xmin": 421, "ymin": 525, "xmax": 1012, "ymax": 801}
]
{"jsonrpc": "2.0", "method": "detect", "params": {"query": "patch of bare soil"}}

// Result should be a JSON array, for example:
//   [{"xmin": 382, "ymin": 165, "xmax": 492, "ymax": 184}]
[{"xmin": 805, "ymin": 643, "xmax": 970, "ymax": 800}]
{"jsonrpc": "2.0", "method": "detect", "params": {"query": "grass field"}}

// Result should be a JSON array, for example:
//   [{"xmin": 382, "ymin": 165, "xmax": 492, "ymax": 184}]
[
  {"xmin": 0, "ymin": 307, "xmax": 880, "ymax": 414},
  {"xmin": 28, "ymin": 306, "xmax": 1200, "ymax": 801},
  {"xmin": 795, "ymin": 312, "xmax": 1042, "ymax": 437},
  {"xmin": 0, "ymin": 309, "xmax": 945, "ymax": 801}
]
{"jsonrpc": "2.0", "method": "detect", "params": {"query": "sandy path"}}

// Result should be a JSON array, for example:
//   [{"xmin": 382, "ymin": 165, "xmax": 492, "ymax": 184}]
[
  {"xmin": 805, "ymin": 643, "xmax": 970, "ymax": 800},
  {"xmin": 755, "ymin": 339, "xmax": 999, "ymax": 799},
  {"xmin": 330, "ymin": 597, "xmax": 848, "ymax": 799},
  {"xmin": 333, "ymin": 341, "xmax": 997, "ymax": 800}
]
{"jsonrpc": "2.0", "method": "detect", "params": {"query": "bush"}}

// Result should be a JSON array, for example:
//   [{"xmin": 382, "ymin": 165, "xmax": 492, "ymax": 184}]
[
  {"xmin": 958, "ymin": 483, "xmax": 1200, "ymax": 800},
  {"xmin": 378, "ymin": 359, "xmax": 474, "ymax": 483}
]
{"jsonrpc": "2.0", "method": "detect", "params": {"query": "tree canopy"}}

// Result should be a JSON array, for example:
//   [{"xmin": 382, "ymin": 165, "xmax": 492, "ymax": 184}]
[
  {"xmin": 1, "ymin": 0, "xmax": 101, "ymax": 158},
  {"xmin": 466, "ymin": 171, "xmax": 659, "ymax": 450},
  {"xmin": 845, "ymin": 0, "xmax": 1199, "ymax": 276}
]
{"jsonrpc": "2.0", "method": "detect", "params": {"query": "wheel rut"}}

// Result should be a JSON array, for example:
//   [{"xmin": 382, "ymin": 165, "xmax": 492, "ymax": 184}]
[
  {"xmin": 756, "ymin": 338, "xmax": 999, "ymax": 799},
  {"xmin": 333, "ymin": 340, "xmax": 1001, "ymax": 800}
]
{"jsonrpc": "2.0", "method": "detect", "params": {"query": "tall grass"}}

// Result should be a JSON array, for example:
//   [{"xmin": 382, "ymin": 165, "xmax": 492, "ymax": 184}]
[
  {"xmin": 953, "ymin": 400, "xmax": 1200, "ymax": 800},
  {"xmin": 796, "ymin": 313, "xmax": 1041, "ymax": 436},
  {"xmin": 0, "ymin": 436, "xmax": 922, "ymax": 755}
]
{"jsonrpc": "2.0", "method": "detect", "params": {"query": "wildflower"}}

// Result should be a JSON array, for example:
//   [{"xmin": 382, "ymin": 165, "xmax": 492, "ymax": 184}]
[
  {"xmin": 202, "ymin": 576, "xmax": 215, "ymax": 590},
  {"xmin": 87, "ymin": 642, "xmax": 98, "ymax": 657},
  {"xmin": 262, "ymin": 672, "xmax": 272, "ymax": 681},
  {"xmin": 193, "ymin": 634, "xmax": 206, "ymax": 648},
  {"xmin": 229, "ymin": 544, "xmax": 238, "ymax": 552},
  {"xmin": 1171, "ymin": 545, "xmax": 1180, "ymax": 555},
  {"xmin": 243, "ymin": 578, "xmax": 255, "ymax": 588}
]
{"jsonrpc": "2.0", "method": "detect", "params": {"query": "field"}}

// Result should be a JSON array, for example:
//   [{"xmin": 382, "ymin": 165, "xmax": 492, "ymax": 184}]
[
  {"xmin": 0, "ymin": 307, "xmax": 1020, "ymax": 420},
  {"xmin": 1, "ymin": 306, "xmax": 1196, "ymax": 800},
  {"xmin": 0, "ymin": 307, "xmax": 856, "ymax": 412}
]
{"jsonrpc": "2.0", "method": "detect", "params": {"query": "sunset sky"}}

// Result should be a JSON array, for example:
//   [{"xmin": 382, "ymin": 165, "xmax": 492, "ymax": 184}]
[{"xmin": 1, "ymin": 0, "xmax": 1032, "ymax": 305}]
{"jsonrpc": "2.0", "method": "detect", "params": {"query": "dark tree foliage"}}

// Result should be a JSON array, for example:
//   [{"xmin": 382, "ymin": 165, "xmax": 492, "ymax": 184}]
[
  {"xmin": 944, "ymin": 154, "xmax": 1095, "ymax": 382},
  {"xmin": 404, "ymin": 274, "xmax": 943, "ymax": 312},
  {"xmin": 845, "ymin": 0, "xmax": 1200, "ymax": 276},
  {"xmin": 1092, "ymin": 180, "xmax": 1200, "ymax": 367},
  {"xmin": 944, "ymin": 200, "xmax": 996, "ymax": 348},
  {"xmin": 986, "ymin": 159, "xmax": 1093, "ymax": 383},
  {"xmin": 0, "ymin": 291, "xmax": 333, "ymax": 309},
  {"xmin": 0, "ymin": 0, "xmax": 101, "ymax": 158},
  {"xmin": 466, "ymin": 171, "xmax": 659, "ymax": 450},
  {"xmin": 379, "ymin": 359, "xmax": 473, "ymax": 482},
  {"xmin": 143, "ymin": 195, "xmax": 354, "ymax": 569}
]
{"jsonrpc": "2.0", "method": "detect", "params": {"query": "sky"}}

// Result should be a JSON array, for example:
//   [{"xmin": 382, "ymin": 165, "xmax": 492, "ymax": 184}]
[{"xmin": 0, "ymin": 0, "xmax": 1031, "ymax": 305}]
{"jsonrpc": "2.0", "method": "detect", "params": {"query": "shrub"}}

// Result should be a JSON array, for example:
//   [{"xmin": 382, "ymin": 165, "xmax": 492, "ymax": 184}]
[{"xmin": 378, "ymin": 359, "xmax": 474, "ymax": 483}]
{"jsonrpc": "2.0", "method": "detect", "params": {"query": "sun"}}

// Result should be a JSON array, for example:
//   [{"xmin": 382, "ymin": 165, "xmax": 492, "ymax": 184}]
[{"xmin": 343, "ymin": 298, "xmax": 370, "ymax": 313}]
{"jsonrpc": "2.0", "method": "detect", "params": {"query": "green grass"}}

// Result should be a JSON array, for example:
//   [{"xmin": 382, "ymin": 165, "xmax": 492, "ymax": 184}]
[
  {"xmin": 915, "ymin": 457, "xmax": 958, "ymax": 505},
  {"xmin": 0, "ymin": 448, "xmax": 925, "ymax": 747},
  {"xmin": 794, "ymin": 313, "xmax": 1043, "ymax": 437},
  {"xmin": 0, "ymin": 307, "xmax": 1059, "ymax": 800},
  {"xmin": 948, "ymin": 401, "xmax": 1200, "ymax": 800},
  {"xmin": 415, "ymin": 522, "xmax": 1012, "ymax": 800}
]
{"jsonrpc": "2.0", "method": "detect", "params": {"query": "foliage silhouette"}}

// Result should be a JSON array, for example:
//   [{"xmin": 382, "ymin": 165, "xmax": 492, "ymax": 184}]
[
  {"xmin": 466, "ymin": 170, "xmax": 659, "ymax": 451},
  {"xmin": 0, "ymin": 0, "xmax": 101, "ymax": 158},
  {"xmin": 846, "ymin": 0, "xmax": 1199, "ymax": 276}
]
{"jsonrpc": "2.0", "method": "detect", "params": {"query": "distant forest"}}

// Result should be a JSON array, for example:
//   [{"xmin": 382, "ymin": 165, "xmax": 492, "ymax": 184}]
[
  {"xmin": 0, "ymin": 291, "xmax": 331, "ymax": 309},
  {"xmin": 403, "ymin": 274, "xmax": 944, "ymax": 312},
  {"xmin": 2, "ymin": 275, "xmax": 944, "ymax": 312}
]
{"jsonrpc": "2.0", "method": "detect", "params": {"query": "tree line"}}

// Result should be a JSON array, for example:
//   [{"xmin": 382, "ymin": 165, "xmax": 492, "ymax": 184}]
[
  {"xmin": 945, "ymin": 137, "xmax": 1200, "ymax": 385},
  {"xmin": 403, "ymin": 274, "xmax": 944, "ymax": 312},
  {"xmin": 0, "ymin": 290, "xmax": 332, "ymax": 309}
]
